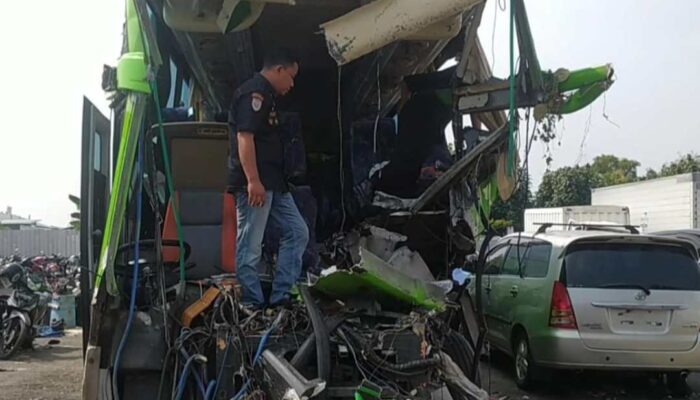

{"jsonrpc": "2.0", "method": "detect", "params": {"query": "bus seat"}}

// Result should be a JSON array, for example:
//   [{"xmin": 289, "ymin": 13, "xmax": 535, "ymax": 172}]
[
  {"xmin": 162, "ymin": 191, "xmax": 236, "ymax": 279},
  {"xmin": 149, "ymin": 122, "xmax": 235, "ymax": 280}
]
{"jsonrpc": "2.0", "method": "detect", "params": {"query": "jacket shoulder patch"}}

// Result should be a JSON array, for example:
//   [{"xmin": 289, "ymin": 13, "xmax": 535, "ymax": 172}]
[
  {"xmin": 251, "ymin": 92, "xmax": 264, "ymax": 112},
  {"xmin": 250, "ymin": 92, "xmax": 264, "ymax": 112}
]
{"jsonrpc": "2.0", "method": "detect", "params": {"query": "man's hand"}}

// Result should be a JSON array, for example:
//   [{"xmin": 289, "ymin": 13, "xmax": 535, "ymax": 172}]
[
  {"xmin": 238, "ymin": 132, "xmax": 265, "ymax": 206},
  {"xmin": 248, "ymin": 180, "xmax": 266, "ymax": 207}
]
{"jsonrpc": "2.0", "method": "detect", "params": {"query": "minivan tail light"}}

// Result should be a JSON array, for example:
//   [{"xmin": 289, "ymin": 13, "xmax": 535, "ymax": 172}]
[{"xmin": 550, "ymin": 281, "xmax": 577, "ymax": 329}]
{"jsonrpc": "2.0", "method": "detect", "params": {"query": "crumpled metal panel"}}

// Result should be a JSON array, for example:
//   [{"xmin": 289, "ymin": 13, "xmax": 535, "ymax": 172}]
[
  {"xmin": 411, "ymin": 125, "xmax": 508, "ymax": 214},
  {"xmin": 359, "ymin": 225, "xmax": 407, "ymax": 261},
  {"xmin": 438, "ymin": 352, "xmax": 489, "ymax": 400},
  {"xmin": 163, "ymin": 0, "xmax": 265, "ymax": 33},
  {"xmin": 372, "ymin": 191, "xmax": 416, "ymax": 211},
  {"xmin": 312, "ymin": 247, "xmax": 447, "ymax": 311},
  {"xmin": 387, "ymin": 246, "xmax": 435, "ymax": 282},
  {"xmin": 320, "ymin": 0, "xmax": 483, "ymax": 65}
]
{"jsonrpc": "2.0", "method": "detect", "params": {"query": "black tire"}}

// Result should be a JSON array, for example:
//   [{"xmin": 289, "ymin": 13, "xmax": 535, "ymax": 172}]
[
  {"xmin": 444, "ymin": 330, "xmax": 483, "ymax": 399},
  {"xmin": 512, "ymin": 332, "xmax": 537, "ymax": 390},
  {"xmin": 444, "ymin": 330, "xmax": 481, "ymax": 385},
  {"xmin": 0, "ymin": 314, "xmax": 28, "ymax": 360},
  {"xmin": 21, "ymin": 326, "xmax": 35, "ymax": 349},
  {"xmin": 666, "ymin": 372, "xmax": 690, "ymax": 397}
]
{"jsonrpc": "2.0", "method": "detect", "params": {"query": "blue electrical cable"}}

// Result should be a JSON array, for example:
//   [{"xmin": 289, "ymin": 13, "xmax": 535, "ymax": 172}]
[
  {"xmin": 230, "ymin": 325, "xmax": 276, "ymax": 400},
  {"xmin": 111, "ymin": 130, "xmax": 144, "ymax": 400},
  {"xmin": 253, "ymin": 329, "xmax": 273, "ymax": 364},
  {"xmin": 231, "ymin": 381, "xmax": 252, "ymax": 400},
  {"xmin": 179, "ymin": 347, "xmax": 208, "ymax": 396},
  {"xmin": 204, "ymin": 380, "xmax": 217, "ymax": 400},
  {"xmin": 175, "ymin": 354, "xmax": 207, "ymax": 400}
]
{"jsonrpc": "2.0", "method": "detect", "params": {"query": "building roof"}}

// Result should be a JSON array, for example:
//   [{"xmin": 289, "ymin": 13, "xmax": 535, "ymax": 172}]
[
  {"xmin": 0, "ymin": 207, "xmax": 40, "ymax": 226},
  {"xmin": 0, "ymin": 219, "xmax": 40, "ymax": 226},
  {"xmin": 591, "ymin": 172, "xmax": 700, "ymax": 193}
]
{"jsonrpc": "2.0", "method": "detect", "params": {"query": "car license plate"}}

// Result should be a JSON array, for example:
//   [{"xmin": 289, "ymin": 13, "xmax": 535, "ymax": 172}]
[{"xmin": 609, "ymin": 308, "xmax": 670, "ymax": 334}]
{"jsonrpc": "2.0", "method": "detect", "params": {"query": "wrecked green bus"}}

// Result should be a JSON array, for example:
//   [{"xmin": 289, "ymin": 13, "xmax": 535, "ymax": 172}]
[{"xmin": 78, "ymin": 0, "xmax": 612, "ymax": 399}]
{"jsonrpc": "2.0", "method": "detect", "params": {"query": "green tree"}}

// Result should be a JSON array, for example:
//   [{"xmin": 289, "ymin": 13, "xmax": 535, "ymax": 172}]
[
  {"xmin": 68, "ymin": 194, "xmax": 81, "ymax": 230},
  {"xmin": 589, "ymin": 154, "xmax": 640, "ymax": 188},
  {"xmin": 643, "ymin": 168, "xmax": 659, "ymax": 180},
  {"xmin": 643, "ymin": 154, "xmax": 700, "ymax": 180},
  {"xmin": 658, "ymin": 153, "xmax": 700, "ymax": 177},
  {"xmin": 533, "ymin": 155, "xmax": 640, "ymax": 208},
  {"xmin": 535, "ymin": 166, "xmax": 595, "ymax": 207}
]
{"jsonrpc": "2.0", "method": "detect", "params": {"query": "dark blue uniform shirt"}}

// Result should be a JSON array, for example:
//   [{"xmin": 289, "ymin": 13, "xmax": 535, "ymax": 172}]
[{"xmin": 227, "ymin": 73, "xmax": 287, "ymax": 193}]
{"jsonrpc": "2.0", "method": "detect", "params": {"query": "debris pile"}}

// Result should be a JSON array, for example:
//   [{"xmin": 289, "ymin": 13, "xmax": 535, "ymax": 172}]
[
  {"xmin": 132, "ymin": 225, "xmax": 486, "ymax": 400},
  {"xmin": 161, "ymin": 288, "xmax": 485, "ymax": 399}
]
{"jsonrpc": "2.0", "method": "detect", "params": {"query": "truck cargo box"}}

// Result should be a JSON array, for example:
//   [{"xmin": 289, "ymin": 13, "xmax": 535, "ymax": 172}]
[
  {"xmin": 592, "ymin": 173, "xmax": 700, "ymax": 232},
  {"xmin": 524, "ymin": 205, "xmax": 630, "ymax": 233}
]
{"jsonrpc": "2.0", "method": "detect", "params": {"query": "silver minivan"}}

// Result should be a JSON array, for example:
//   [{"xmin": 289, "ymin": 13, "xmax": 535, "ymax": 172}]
[{"xmin": 473, "ymin": 229, "xmax": 700, "ymax": 390}]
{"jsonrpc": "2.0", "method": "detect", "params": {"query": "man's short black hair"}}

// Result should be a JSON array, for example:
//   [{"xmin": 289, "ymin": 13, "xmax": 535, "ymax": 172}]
[{"xmin": 262, "ymin": 47, "xmax": 298, "ymax": 69}]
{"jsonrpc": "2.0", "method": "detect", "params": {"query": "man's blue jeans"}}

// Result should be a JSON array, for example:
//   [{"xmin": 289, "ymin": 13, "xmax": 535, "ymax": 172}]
[{"xmin": 235, "ymin": 191, "xmax": 309, "ymax": 306}]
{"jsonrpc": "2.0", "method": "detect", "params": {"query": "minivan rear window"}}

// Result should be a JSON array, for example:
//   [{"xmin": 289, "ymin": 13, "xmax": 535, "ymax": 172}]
[{"xmin": 563, "ymin": 242, "xmax": 700, "ymax": 291}]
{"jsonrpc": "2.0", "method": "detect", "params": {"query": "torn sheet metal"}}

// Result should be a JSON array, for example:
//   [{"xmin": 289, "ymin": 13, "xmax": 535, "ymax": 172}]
[
  {"xmin": 411, "ymin": 125, "xmax": 508, "ymax": 214},
  {"xmin": 454, "ymin": 3, "xmax": 485, "ymax": 83},
  {"xmin": 373, "ymin": 191, "xmax": 416, "ymax": 211},
  {"xmin": 164, "ymin": 0, "xmax": 283, "ymax": 33},
  {"xmin": 449, "ymin": 182, "xmax": 474, "ymax": 227},
  {"xmin": 313, "ymin": 248, "xmax": 447, "ymax": 311},
  {"xmin": 261, "ymin": 350, "xmax": 326, "ymax": 399},
  {"xmin": 359, "ymin": 225, "xmax": 407, "ymax": 262},
  {"xmin": 387, "ymin": 247, "xmax": 436, "ymax": 282},
  {"xmin": 406, "ymin": 13, "xmax": 464, "ymax": 41},
  {"xmin": 438, "ymin": 352, "xmax": 489, "ymax": 400},
  {"xmin": 320, "ymin": 0, "xmax": 483, "ymax": 65}
]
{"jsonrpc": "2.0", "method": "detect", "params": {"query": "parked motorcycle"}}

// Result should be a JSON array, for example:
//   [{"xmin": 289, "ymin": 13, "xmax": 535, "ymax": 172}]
[
  {"xmin": 0, "ymin": 262, "xmax": 55, "ymax": 360},
  {"xmin": 0, "ymin": 297, "xmax": 28, "ymax": 360},
  {"xmin": 1, "ymin": 253, "xmax": 80, "ymax": 296}
]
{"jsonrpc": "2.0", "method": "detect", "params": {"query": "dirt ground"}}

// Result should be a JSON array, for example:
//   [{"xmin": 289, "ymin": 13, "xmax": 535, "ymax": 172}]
[
  {"xmin": 0, "ymin": 329, "xmax": 698, "ymax": 400},
  {"xmin": 0, "ymin": 329, "xmax": 83, "ymax": 400}
]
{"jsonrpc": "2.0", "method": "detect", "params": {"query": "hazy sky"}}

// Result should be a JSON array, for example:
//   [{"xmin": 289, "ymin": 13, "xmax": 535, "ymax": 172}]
[
  {"xmin": 0, "ymin": 1, "xmax": 123, "ymax": 227},
  {"xmin": 0, "ymin": 1, "xmax": 698, "ymax": 227},
  {"xmin": 478, "ymin": 0, "xmax": 700, "ymax": 190}
]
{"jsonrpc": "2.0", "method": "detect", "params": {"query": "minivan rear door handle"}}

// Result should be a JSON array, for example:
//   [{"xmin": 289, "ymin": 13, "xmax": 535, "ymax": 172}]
[{"xmin": 509, "ymin": 285, "xmax": 519, "ymax": 297}]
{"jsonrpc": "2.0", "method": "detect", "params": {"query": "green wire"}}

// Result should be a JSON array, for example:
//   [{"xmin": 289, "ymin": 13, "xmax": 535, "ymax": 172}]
[
  {"xmin": 149, "ymin": 80, "xmax": 187, "ymax": 293},
  {"xmin": 128, "ymin": 0, "xmax": 185, "ymax": 288},
  {"xmin": 354, "ymin": 381, "xmax": 381, "ymax": 399},
  {"xmin": 508, "ymin": 0, "xmax": 516, "ymax": 176}
]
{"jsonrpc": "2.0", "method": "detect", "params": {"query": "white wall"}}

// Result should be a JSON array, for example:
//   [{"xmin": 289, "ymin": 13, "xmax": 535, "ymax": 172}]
[
  {"xmin": 592, "ymin": 173, "xmax": 699, "ymax": 232},
  {"xmin": 0, "ymin": 230, "xmax": 79, "ymax": 256}
]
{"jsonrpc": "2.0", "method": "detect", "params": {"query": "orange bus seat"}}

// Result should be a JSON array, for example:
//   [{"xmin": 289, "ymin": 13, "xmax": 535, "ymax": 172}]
[{"xmin": 162, "ymin": 191, "xmax": 237, "ymax": 279}]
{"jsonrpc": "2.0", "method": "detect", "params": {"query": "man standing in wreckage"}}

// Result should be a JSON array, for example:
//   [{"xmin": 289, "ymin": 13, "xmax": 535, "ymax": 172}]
[{"xmin": 227, "ymin": 47, "xmax": 308, "ymax": 308}]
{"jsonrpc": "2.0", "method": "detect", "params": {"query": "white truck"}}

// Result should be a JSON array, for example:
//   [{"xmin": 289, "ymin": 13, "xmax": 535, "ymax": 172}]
[
  {"xmin": 592, "ymin": 172, "xmax": 700, "ymax": 233},
  {"xmin": 523, "ymin": 205, "xmax": 631, "ymax": 233}
]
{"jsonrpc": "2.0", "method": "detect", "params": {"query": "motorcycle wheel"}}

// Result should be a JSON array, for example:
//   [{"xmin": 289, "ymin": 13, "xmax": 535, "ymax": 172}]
[{"xmin": 0, "ymin": 313, "xmax": 28, "ymax": 360}]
